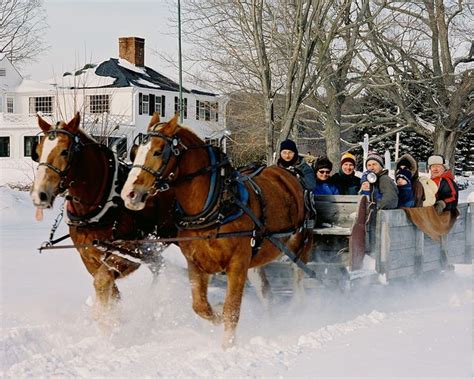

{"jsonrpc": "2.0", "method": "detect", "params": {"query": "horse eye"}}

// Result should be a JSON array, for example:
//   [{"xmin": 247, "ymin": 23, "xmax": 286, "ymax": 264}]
[
  {"xmin": 153, "ymin": 150, "xmax": 162, "ymax": 157},
  {"xmin": 60, "ymin": 149, "xmax": 69, "ymax": 156}
]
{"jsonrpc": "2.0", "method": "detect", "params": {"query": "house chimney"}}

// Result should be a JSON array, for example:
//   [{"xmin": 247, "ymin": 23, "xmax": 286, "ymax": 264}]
[{"xmin": 119, "ymin": 37, "xmax": 145, "ymax": 67}]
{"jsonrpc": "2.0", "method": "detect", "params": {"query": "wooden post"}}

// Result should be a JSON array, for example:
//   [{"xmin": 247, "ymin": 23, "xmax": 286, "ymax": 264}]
[
  {"xmin": 465, "ymin": 203, "xmax": 473, "ymax": 263},
  {"xmin": 440, "ymin": 235, "xmax": 449, "ymax": 268},
  {"xmin": 414, "ymin": 229, "xmax": 424, "ymax": 276},
  {"xmin": 379, "ymin": 212, "xmax": 390, "ymax": 278}
]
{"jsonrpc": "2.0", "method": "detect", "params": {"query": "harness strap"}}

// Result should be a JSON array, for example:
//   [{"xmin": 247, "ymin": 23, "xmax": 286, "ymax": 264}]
[{"xmin": 265, "ymin": 236, "xmax": 317, "ymax": 278}]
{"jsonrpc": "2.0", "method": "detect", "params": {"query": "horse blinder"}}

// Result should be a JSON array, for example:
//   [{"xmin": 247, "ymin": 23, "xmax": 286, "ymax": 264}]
[{"xmin": 31, "ymin": 139, "xmax": 39, "ymax": 162}]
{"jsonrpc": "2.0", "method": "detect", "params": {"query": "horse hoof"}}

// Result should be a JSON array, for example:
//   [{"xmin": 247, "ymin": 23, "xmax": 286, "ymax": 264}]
[
  {"xmin": 211, "ymin": 313, "xmax": 223, "ymax": 325},
  {"xmin": 222, "ymin": 333, "xmax": 236, "ymax": 350}
]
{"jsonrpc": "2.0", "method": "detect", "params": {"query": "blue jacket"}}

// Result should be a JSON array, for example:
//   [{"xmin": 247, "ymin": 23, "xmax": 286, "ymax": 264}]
[
  {"xmin": 313, "ymin": 180, "xmax": 339, "ymax": 195},
  {"xmin": 397, "ymin": 183, "xmax": 415, "ymax": 208}
]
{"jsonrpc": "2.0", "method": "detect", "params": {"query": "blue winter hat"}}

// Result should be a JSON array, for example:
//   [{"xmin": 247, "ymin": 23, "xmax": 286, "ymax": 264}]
[
  {"xmin": 360, "ymin": 170, "xmax": 371, "ymax": 183},
  {"xmin": 280, "ymin": 139, "xmax": 298, "ymax": 155},
  {"xmin": 396, "ymin": 168, "xmax": 412, "ymax": 183}
]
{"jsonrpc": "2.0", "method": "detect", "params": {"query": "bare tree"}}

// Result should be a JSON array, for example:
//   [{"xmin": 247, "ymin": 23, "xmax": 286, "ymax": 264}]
[
  {"xmin": 358, "ymin": 0, "xmax": 473, "ymax": 165},
  {"xmin": 295, "ymin": 0, "xmax": 385, "ymax": 165},
  {"xmin": 182, "ymin": 0, "xmax": 360, "ymax": 163},
  {"xmin": 0, "ymin": 0, "xmax": 48, "ymax": 66}
]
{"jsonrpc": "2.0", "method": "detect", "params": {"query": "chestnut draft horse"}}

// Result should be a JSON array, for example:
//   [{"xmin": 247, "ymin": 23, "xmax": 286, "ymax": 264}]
[
  {"xmin": 30, "ymin": 113, "xmax": 176, "ymax": 326},
  {"xmin": 121, "ymin": 113, "xmax": 313, "ymax": 347}
]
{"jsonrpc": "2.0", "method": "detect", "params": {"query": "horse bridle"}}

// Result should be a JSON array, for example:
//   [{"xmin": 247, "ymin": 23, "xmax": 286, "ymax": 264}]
[
  {"xmin": 33, "ymin": 129, "xmax": 83, "ymax": 191},
  {"xmin": 131, "ymin": 127, "xmax": 187, "ymax": 193}
]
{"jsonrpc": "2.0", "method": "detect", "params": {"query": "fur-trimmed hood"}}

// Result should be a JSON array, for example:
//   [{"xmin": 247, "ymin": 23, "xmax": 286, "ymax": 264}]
[{"xmin": 396, "ymin": 153, "xmax": 419, "ymax": 180}]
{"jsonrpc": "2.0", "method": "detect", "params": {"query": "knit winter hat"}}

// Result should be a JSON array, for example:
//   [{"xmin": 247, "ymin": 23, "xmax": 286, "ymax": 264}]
[
  {"xmin": 280, "ymin": 139, "xmax": 298, "ymax": 155},
  {"xmin": 427, "ymin": 154, "xmax": 449, "ymax": 169},
  {"xmin": 366, "ymin": 151, "xmax": 384, "ymax": 169},
  {"xmin": 340, "ymin": 152, "xmax": 356, "ymax": 166},
  {"xmin": 396, "ymin": 168, "xmax": 412, "ymax": 184},
  {"xmin": 360, "ymin": 170, "xmax": 371, "ymax": 183},
  {"xmin": 314, "ymin": 157, "xmax": 333, "ymax": 172}
]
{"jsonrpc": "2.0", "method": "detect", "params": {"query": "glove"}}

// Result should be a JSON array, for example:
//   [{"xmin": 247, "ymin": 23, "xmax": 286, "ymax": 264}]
[{"xmin": 434, "ymin": 200, "xmax": 446, "ymax": 215}]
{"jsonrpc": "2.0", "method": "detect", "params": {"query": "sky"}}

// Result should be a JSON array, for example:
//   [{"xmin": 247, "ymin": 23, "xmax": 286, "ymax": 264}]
[{"xmin": 24, "ymin": 0, "xmax": 181, "ymax": 81}]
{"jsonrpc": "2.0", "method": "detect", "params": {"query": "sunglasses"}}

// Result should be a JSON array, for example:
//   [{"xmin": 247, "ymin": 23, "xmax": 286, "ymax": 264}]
[{"xmin": 318, "ymin": 170, "xmax": 331, "ymax": 174}]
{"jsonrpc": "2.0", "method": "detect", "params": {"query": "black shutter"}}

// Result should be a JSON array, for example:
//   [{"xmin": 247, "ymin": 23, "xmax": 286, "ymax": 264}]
[
  {"xmin": 184, "ymin": 98, "xmax": 188, "ymax": 119},
  {"xmin": 149, "ymin": 94, "xmax": 155, "ymax": 116},
  {"xmin": 139, "ymin": 93, "xmax": 143, "ymax": 115},
  {"xmin": 196, "ymin": 100, "xmax": 199, "ymax": 120},
  {"xmin": 161, "ymin": 95, "xmax": 166, "ymax": 117}
]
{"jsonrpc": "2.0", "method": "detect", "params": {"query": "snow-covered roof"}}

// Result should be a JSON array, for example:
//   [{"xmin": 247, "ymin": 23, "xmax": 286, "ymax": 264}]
[
  {"xmin": 14, "ymin": 79, "xmax": 55, "ymax": 93},
  {"xmin": 48, "ymin": 63, "xmax": 115, "ymax": 89},
  {"xmin": 48, "ymin": 58, "xmax": 217, "ymax": 96}
]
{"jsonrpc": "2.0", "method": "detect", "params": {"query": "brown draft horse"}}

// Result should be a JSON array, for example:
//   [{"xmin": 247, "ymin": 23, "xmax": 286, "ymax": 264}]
[
  {"xmin": 30, "ymin": 113, "xmax": 176, "ymax": 327},
  {"xmin": 121, "ymin": 113, "xmax": 312, "ymax": 348}
]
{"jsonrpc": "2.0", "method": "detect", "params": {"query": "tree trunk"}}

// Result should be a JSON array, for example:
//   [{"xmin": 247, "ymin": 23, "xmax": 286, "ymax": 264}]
[
  {"xmin": 432, "ymin": 127, "xmax": 459, "ymax": 169},
  {"xmin": 264, "ymin": 100, "xmax": 274, "ymax": 164},
  {"xmin": 324, "ymin": 119, "xmax": 342, "ymax": 171}
]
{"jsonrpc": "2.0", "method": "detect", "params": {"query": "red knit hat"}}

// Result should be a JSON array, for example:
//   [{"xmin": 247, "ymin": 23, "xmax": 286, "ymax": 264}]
[{"xmin": 340, "ymin": 152, "xmax": 356, "ymax": 166}]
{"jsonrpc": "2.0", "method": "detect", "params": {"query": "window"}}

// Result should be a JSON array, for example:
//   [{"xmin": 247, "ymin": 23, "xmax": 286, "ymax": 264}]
[
  {"xmin": 205, "ymin": 138, "xmax": 219, "ymax": 147},
  {"xmin": 154, "ymin": 95, "xmax": 166, "ymax": 117},
  {"xmin": 196, "ymin": 100, "xmax": 218, "ymax": 122},
  {"xmin": 174, "ymin": 96, "xmax": 188, "ymax": 119},
  {"xmin": 24, "ymin": 136, "xmax": 38, "ymax": 157},
  {"xmin": 142, "ymin": 95, "xmax": 149, "ymax": 115},
  {"xmin": 139, "ymin": 93, "xmax": 165, "ymax": 116},
  {"xmin": 87, "ymin": 94, "xmax": 110, "ymax": 114},
  {"xmin": 0, "ymin": 137, "xmax": 10, "ymax": 157},
  {"xmin": 6, "ymin": 98, "xmax": 13, "ymax": 113},
  {"xmin": 0, "ymin": 68, "xmax": 5, "ymax": 76},
  {"xmin": 29, "ymin": 96, "xmax": 54, "ymax": 115},
  {"xmin": 108, "ymin": 136, "xmax": 127, "ymax": 159}
]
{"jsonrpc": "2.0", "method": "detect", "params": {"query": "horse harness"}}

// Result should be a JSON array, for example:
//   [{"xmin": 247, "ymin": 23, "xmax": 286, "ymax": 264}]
[
  {"xmin": 35, "ymin": 129, "xmax": 152, "ymax": 244},
  {"xmin": 133, "ymin": 127, "xmax": 314, "ymax": 269}
]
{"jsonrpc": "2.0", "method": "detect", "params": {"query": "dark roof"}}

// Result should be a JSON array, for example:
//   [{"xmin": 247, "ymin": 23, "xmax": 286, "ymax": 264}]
[{"xmin": 84, "ymin": 58, "xmax": 216, "ymax": 96}]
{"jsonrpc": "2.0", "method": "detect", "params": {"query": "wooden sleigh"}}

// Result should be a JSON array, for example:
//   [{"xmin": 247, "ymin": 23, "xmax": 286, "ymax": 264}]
[{"xmin": 263, "ymin": 196, "xmax": 473, "ymax": 291}]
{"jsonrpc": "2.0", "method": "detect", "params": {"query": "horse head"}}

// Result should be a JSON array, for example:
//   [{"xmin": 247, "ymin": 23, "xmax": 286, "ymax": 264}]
[
  {"xmin": 121, "ymin": 113, "xmax": 182, "ymax": 210},
  {"xmin": 30, "ymin": 112, "xmax": 81, "ymax": 208}
]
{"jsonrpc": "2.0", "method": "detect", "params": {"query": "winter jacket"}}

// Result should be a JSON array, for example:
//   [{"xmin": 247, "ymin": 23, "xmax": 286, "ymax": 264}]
[
  {"xmin": 360, "ymin": 169, "xmax": 398, "ymax": 209},
  {"xmin": 330, "ymin": 170, "xmax": 360, "ymax": 195},
  {"xmin": 277, "ymin": 157, "xmax": 316, "ymax": 191},
  {"xmin": 396, "ymin": 153, "xmax": 424, "ymax": 207},
  {"xmin": 376, "ymin": 170, "xmax": 399, "ymax": 209},
  {"xmin": 313, "ymin": 179, "xmax": 340, "ymax": 195},
  {"xmin": 432, "ymin": 170, "xmax": 459, "ymax": 212},
  {"xmin": 397, "ymin": 183, "xmax": 415, "ymax": 208}
]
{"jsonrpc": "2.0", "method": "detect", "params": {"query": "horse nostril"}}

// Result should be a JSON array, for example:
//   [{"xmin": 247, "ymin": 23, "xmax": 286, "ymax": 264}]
[
  {"xmin": 39, "ymin": 192, "xmax": 48, "ymax": 202},
  {"xmin": 129, "ymin": 191, "xmax": 136, "ymax": 200}
]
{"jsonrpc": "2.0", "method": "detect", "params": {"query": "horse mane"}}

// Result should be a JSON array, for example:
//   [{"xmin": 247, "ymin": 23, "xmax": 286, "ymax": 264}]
[
  {"xmin": 154, "ymin": 120, "xmax": 205, "ymax": 147},
  {"xmin": 177, "ymin": 125, "xmax": 205, "ymax": 146},
  {"xmin": 53, "ymin": 121, "xmax": 97, "ymax": 145}
]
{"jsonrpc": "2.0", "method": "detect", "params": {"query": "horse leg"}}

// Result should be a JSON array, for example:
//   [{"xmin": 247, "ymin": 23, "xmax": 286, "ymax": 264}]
[
  {"xmin": 92, "ymin": 264, "xmax": 120, "ymax": 323},
  {"xmin": 222, "ymin": 263, "xmax": 248, "ymax": 349},
  {"xmin": 247, "ymin": 267, "xmax": 273, "ymax": 311},
  {"xmin": 188, "ymin": 261, "xmax": 222, "ymax": 324},
  {"xmin": 292, "ymin": 264, "xmax": 306, "ymax": 305},
  {"xmin": 289, "ymin": 232, "xmax": 312, "ymax": 305}
]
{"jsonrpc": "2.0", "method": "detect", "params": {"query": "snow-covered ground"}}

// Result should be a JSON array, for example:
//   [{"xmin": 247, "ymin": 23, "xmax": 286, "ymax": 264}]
[{"xmin": 1, "ymin": 186, "xmax": 472, "ymax": 377}]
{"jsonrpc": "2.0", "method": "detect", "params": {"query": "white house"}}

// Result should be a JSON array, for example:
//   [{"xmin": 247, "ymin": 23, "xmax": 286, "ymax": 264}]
[{"xmin": 0, "ymin": 37, "xmax": 226, "ymax": 184}]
